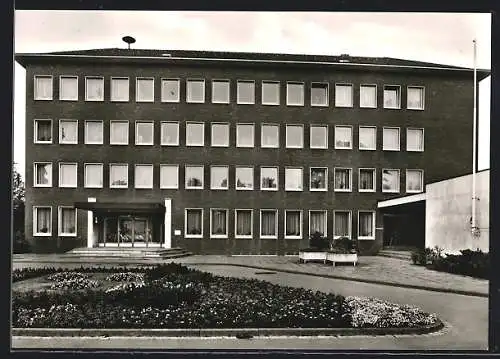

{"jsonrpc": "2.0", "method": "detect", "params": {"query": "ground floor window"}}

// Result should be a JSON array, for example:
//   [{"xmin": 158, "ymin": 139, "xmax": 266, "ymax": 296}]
[
  {"xmin": 309, "ymin": 210, "xmax": 327, "ymax": 236},
  {"xmin": 58, "ymin": 207, "xmax": 76, "ymax": 236},
  {"xmin": 211, "ymin": 209, "xmax": 228, "ymax": 238},
  {"xmin": 260, "ymin": 210, "xmax": 277, "ymax": 238},
  {"xmin": 358, "ymin": 211, "xmax": 375, "ymax": 239},
  {"xmin": 334, "ymin": 211, "xmax": 351, "ymax": 238},
  {"xmin": 33, "ymin": 206, "xmax": 52, "ymax": 236},
  {"xmin": 285, "ymin": 210, "xmax": 302, "ymax": 238},
  {"xmin": 235, "ymin": 209, "xmax": 253, "ymax": 238},
  {"xmin": 185, "ymin": 209, "xmax": 203, "ymax": 238}
]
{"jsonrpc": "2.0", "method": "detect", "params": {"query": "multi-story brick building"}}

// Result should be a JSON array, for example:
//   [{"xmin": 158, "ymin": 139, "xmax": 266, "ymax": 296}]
[{"xmin": 15, "ymin": 48, "xmax": 489, "ymax": 255}]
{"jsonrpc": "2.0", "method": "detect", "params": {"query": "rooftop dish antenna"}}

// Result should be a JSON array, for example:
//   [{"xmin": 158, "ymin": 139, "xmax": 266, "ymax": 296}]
[{"xmin": 122, "ymin": 36, "xmax": 136, "ymax": 49}]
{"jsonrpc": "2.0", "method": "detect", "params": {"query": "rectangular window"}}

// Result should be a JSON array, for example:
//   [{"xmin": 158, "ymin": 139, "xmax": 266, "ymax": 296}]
[
  {"xmin": 33, "ymin": 207, "xmax": 52, "ymax": 236},
  {"xmin": 384, "ymin": 85, "xmax": 401, "ymax": 109},
  {"xmin": 406, "ymin": 169, "xmax": 424, "ymax": 193},
  {"xmin": 360, "ymin": 84, "xmax": 377, "ymax": 108},
  {"xmin": 34, "ymin": 119, "xmax": 52, "ymax": 143},
  {"xmin": 236, "ymin": 166, "xmax": 253, "ymax": 190},
  {"xmin": 285, "ymin": 167, "xmax": 303, "ymax": 191},
  {"xmin": 212, "ymin": 80, "xmax": 230, "ymax": 104},
  {"xmin": 260, "ymin": 167, "xmax": 278, "ymax": 191},
  {"xmin": 334, "ymin": 168, "xmax": 352, "ymax": 192},
  {"xmin": 335, "ymin": 84, "xmax": 353, "ymax": 107},
  {"xmin": 185, "ymin": 209, "xmax": 203, "ymax": 238},
  {"xmin": 59, "ymin": 207, "xmax": 77, "ymax": 236},
  {"xmin": 34, "ymin": 163, "xmax": 52, "ymax": 187},
  {"xmin": 236, "ymin": 123, "xmax": 254, "ymax": 147},
  {"xmin": 34, "ymin": 76, "xmax": 53, "ymax": 100},
  {"xmin": 161, "ymin": 79, "xmax": 180, "ymax": 103},
  {"xmin": 262, "ymin": 81, "xmax": 280, "ymax": 105},
  {"xmin": 286, "ymin": 82, "xmax": 304, "ymax": 106},
  {"xmin": 59, "ymin": 163, "xmax": 77, "ymax": 188},
  {"xmin": 359, "ymin": 126, "xmax": 376, "ymax": 150},
  {"xmin": 407, "ymin": 86, "xmax": 425, "ymax": 110},
  {"xmin": 310, "ymin": 125, "xmax": 328, "ymax": 149},
  {"xmin": 334, "ymin": 211, "xmax": 351, "ymax": 239},
  {"xmin": 382, "ymin": 169, "xmax": 400, "ymax": 193},
  {"xmin": 85, "ymin": 77, "xmax": 104, "ymax": 101},
  {"xmin": 136, "ymin": 78, "xmax": 154, "ymax": 102},
  {"xmin": 211, "ymin": 123, "xmax": 229, "ymax": 147},
  {"xmin": 358, "ymin": 211, "xmax": 375, "ymax": 239},
  {"xmin": 261, "ymin": 124, "xmax": 279, "ymax": 148},
  {"xmin": 185, "ymin": 165, "xmax": 204, "ymax": 189},
  {"xmin": 111, "ymin": 77, "xmax": 129, "ymax": 102},
  {"xmin": 285, "ymin": 210, "xmax": 302, "ymax": 239},
  {"xmin": 309, "ymin": 210, "xmax": 327, "ymax": 237},
  {"xmin": 383, "ymin": 127, "xmax": 400, "ymax": 151},
  {"xmin": 237, "ymin": 80, "xmax": 255, "ymax": 104},
  {"xmin": 211, "ymin": 209, "xmax": 228, "ymax": 238},
  {"xmin": 186, "ymin": 122, "xmax": 205, "ymax": 146},
  {"xmin": 210, "ymin": 166, "xmax": 229, "ymax": 190},
  {"xmin": 311, "ymin": 83, "xmax": 329, "ymax": 107},
  {"xmin": 135, "ymin": 121, "xmax": 154, "ymax": 145},
  {"xmin": 161, "ymin": 122, "xmax": 179, "ymax": 146},
  {"xmin": 235, "ymin": 209, "xmax": 253, "ymax": 238},
  {"xmin": 85, "ymin": 121, "xmax": 103, "ymax": 144},
  {"xmin": 109, "ymin": 121, "xmax": 129, "ymax": 145},
  {"xmin": 84, "ymin": 163, "xmax": 103, "ymax": 188},
  {"xmin": 59, "ymin": 76, "xmax": 78, "ymax": 101},
  {"xmin": 260, "ymin": 210, "xmax": 278, "ymax": 238},
  {"xmin": 187, "ymin": 79, "xmax": 205, "ymax": 103},
  {"xmin": 135, "ymin": 164, "xmax": 153, "ymax": 189},
  {"xmin": 407, "ymin": 128, "xmax": 424, "ymax": 152},
  {"xmin": 109, "ymin": 164, "xmax": 128, "ymax": 188},
  {"xmin": 59, "ymin": 120, "xmax": 78, "ymax": 144},
  {"xmin": 335, "ymin": 126, "xmax": 352, "ymax": 149},
  {"xmin": 286, "ymin": 125, "xmax": 304, "ymax": 148},
  {"xmin": 310, "ymin": 167, "xmax": 327, "ymax": 191},
  {"xmin": 160, "ymin": 165, "xmax": 179, "ymax": 189},
  {"xmin": 359, "ymin": 168, "xmax": 376, "ymax": 192}
]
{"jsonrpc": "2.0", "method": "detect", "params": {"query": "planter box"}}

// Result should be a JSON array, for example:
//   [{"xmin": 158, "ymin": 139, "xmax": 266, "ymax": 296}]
[
  {"xmin": 326, "ymin": 253, "xmax": 358, "ymax": 266},
  {"xmin": 298, "ymin": 251, "xmax": 327, "ymax": 264}
]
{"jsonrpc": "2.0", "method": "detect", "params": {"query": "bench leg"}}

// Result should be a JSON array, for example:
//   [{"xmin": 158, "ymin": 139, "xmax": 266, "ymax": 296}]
[{"xmin": 332, "ymin": 261, "xmax": 335, "ymax": 267}]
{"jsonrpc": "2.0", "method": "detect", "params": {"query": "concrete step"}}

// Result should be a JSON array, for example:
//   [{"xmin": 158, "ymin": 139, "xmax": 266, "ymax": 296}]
[
  {"xmin": 65, "ymin": 247, "xmax": 192, "ymax": 260},
  {"xmin": 378, "ymin": 250, "xmax": 413, "ymax": 261}
]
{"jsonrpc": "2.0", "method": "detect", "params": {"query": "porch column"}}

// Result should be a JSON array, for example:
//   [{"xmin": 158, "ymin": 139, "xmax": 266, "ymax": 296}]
[
  {"xmin": 87, "ymin": 197, "xmax": 96, "ymax": 248},
  {"xmin": 164, "ymin": 198, "xmax": 172, "ymax": 249}
]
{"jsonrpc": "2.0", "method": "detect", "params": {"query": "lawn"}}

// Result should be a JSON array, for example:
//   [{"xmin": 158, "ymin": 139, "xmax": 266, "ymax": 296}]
[{"xmin": 12, "ymin": 263, "xmax": 439, "ymax": 330}]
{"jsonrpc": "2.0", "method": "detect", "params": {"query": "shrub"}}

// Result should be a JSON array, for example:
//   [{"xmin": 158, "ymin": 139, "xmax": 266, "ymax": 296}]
[
  {"xmin": 309, "ymin": 232, "xmax": 330, "ymax": 250},
  {"xmin": 427, "ymin": 249, "xmax": 489, "ymax": 279},
  {"xmin": 329, "ymin": 236, "xmax": 358, "ymax": 254},
  {"xmin": 410, "ymin": 246, "xmax": 443, "ymax": 266}
]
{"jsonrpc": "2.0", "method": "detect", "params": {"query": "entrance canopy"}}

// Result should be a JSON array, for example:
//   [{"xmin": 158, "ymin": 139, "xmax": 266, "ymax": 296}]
[{"xmin": 74, "ymin": 202, "xmax": 165, "ymax": 214}]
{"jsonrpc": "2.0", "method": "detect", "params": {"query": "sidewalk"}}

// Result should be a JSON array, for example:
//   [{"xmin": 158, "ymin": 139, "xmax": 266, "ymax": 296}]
[{"xmin": 12, "ymin": 254, "xmax": 489, "ymax": 297}]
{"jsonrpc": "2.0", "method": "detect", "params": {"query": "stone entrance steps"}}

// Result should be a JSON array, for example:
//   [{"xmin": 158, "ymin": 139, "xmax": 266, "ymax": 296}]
[
  {"xmin": 66, "ymin": 247, "xmax": 192, "ymax": 259},
  {"xmin": 377, "ymin": 250, "xmax": 413, "ymax": 261}
]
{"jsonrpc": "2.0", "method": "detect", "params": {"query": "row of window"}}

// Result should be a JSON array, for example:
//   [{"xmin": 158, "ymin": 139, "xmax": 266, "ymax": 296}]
[
  {"xmin": 34, "ymin": 75, "xmax": 425, "ymax": 110},
  {"xmin": 34, "ymin": 163, "xmax": 424, "ymax": 193},
  {"xmin": 32, "ymin": 206, "xmax": 376, "ymax": 240},
  {"xmin": 34, "ymin": 119, "xmax": 425, "ymax": 152}
]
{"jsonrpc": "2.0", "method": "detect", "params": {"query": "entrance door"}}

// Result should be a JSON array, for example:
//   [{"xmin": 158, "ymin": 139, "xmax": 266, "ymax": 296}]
[
  {"xmin": 133, "ymin": 218, "xmax": 147, "ymax": 247},
  {"xmin": 118, "ymin": 218, "xmax": 134, "ymax": 246}
]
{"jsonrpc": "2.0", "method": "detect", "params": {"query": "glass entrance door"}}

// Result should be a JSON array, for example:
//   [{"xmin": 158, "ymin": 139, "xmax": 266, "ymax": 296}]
[
  {"xmin": 133, "ymin": 218, "xmax": 147, "ymax": 247},
  {"xmin": 119, "ymin": 218, "xmax": 134, "ymax": 246},
  {"xmin": 101, "ymin": 216, "xmax": 156, "ymax": 247}
]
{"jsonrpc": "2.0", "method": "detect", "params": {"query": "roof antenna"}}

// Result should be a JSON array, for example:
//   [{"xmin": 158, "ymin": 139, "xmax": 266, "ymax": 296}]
[{"xmin": 122, "ymin": 36, "xmax": 136, "ymax": 50}]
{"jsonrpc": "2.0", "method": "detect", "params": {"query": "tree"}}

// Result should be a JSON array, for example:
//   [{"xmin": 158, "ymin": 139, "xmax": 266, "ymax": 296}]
[{"xmin": 13, "ymin": 163, "xmax": 28, "ymax": 253}]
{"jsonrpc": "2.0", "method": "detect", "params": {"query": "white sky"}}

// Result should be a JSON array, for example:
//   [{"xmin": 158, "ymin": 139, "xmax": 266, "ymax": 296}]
[{"xmin": 13, "ymin": 11, "xmax": 491, "ymax": 178}]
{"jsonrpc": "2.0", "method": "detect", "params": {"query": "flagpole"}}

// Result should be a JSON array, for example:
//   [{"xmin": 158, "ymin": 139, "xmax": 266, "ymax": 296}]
[{"xmin": 472, "ymin": 38, "xmax": 478, "ymax": 237}]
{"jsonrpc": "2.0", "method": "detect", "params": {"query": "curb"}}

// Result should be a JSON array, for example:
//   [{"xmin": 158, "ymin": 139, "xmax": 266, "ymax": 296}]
[{"xmin": 12, "ymin": 320, "xmax": 444, "ymax": 338}]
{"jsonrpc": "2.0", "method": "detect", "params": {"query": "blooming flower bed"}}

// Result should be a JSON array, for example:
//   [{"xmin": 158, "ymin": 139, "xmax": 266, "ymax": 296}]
[{"xmin": 105, "ymin": 272, "xmax": 145, "ymax": 283}]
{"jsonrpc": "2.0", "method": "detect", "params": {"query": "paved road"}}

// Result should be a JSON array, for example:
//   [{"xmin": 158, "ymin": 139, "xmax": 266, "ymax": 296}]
[{"xmin": 12, "ymin": 264, "xmax": 488, "ymax": 350}]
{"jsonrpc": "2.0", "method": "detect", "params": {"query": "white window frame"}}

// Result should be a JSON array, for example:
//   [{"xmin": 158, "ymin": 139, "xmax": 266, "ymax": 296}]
[
  {"xmin": 382, "ymin": 168, "xmax": 401, "ymax": 193},
  {"xmin": 383, "ymin": 127, "xmax": 401, "ymax": 151},
  {"xmin": 159, "ymin": 164, "xmax": 179, "ymax": 189},
  {"xmin": 334, "ymin": 167, "xmax": 353, "ymax": 192},
  {"xmin": 237, "ymin": 80, "xmax": 255, "ymax": 105},
  {"xmin": 309, "ymin": 125, "xmax": 328, "ymax": 149},
  {"xmin": 211, "ymin": 123, "xmax": 230, "ymax": 147},
  {"xmin": 261, "ymin": 81, "xmax": 280, "ymax": 106},
  {"xmin": 407, "ymin": 86, "xmax": 425, "ymax": 110},
  {"xmin": 284, "ymin": 210, "xmax": 303, "ymax": 239},
  {"xmin": 235, "ymin": 166, "xmax": 254, "ymax": 191},
  {"xmin": 85, "ymin": 76, "xmax": 104, "ymax": 102},
  {"xmin": 358, "ymin": 211, "xmax": 376, "ymax": 240},
  {"xmin": 211, "ymin": 79, "xmax": 230, "ymax": 104},
  {"xmin": 84, "ymin": 163, "xmax": 103, "ymax": 189},
  {"xmin": 135, "ymin": 121, "xmax": 154, "ymax": 146},
  {"xmin": 186, "ymin": 79, "xmax": 206, "ymax": 104},
  {"xmin": 286, "ymin": 82, "xmax": 305, "ymax": 106},
  {"xmin": 236, "ymin": 123, "xmax": 255, "ymax": 148},
  {"xmin": 406, "ymin": 128, "xmax": 425, "ymax": 152},
  {"xmin": 59, "ymin": 75, "xmax": 78, "ymax": 101},
  {"xmin": 185, "ymin": 208, "xmax": 203, "ymax": 238},
  {"xmin": 59, "ymin": 119, "xmax": 78, "ymax": 145},
  {"xmin": 33, "ymin": 162, "xmax": 52, "ymax": 188},
  {"xmin": 210, "ymin": 166, "xmax": 229, "ymax": 190},
  {"xmin": 134, "ymin": 164, "xmax": 154, "ymax": 189},
  {"xmin": 235, "ymin": 209, "xmax": 254, "ymax": 239},
  {"xmin": 406, "ymin": 169, "xmax": 424, "ymax": 193},
  {"xmin": 110, "ymin": 120, "xmax": 129, "ymax": 145},
  {"xmin": 210, "ymin": 208, "xmax": 229, "ymax": 238},
  {"xmin": 58, "ymin": 162, "xmax": 77, "ymax": 188},
  {"xmin": 358, "ymin": 168, "xmax": 376, "ymax": 193},
  {"xmin": 160, "ymin": 121, "xmax": 180, "ymax": 146},
  {"xmin": 185, "ymin": 165, "xmax": 204, "ymax": 190},
  {"xmin": 260, "ymin": 166, "xmax": 279, "ymax": 191},
  {"xmin": 383, "ymin": 85, "xmax": 401, "ymax": 109},
  {"xmin": 359, "ymin": 84, "xmax": 378, "ymax": 109},
  {"xmin": 58, "ymin": 206, "xmax": 77, "ymax": 237},
  {"xmin": 186, "ymin": 122, "xmax": 205, "ymax": 147},
  {"xmin": 34, "ymin": 119, "xmax": 53, "ymax": 144},
  {"xmin": 161, "ymin": 78, "xmax": 180, "ymax": 103},
  {"xmin": 34, "ymin": 75, "xmax": 53, "ymax": 101},
  {"xmin": 358, "ymin": 126, "xmax": 377, "ymax": 151},
  {"xmin": 310, "ymin": 167, "xmax": 328, "ymax": 192},
  {"xmin": 308, "ymin": 210, "xmax": 328, "ymax": 237},
  {"xmin": 109, "ymin": 163, "xmax": 129, "ymax": 189},
  {"xmin": 333, "ymin": 210, "xmax": 352, "ymax": 239},
  {"xmin": 260, "ymin": 209, "xmax": 278, "ymax": 239},
  {"xmin": 136, "ymin": 77, "xmax": 155, "ymax": 103},
  {"xmin": 285, "ymin": 124, "xmax": 304, "ymax": 149},
  {"xmin": 261, "ymin": 123, "xmax": 280, "ymax": 148},
  {"xmin": 310, "ymin": 82, "xmax": 329, "ymax": 107},
  {"xmin": 285, "ymin": 167, "xmax": 303, "ymax": 192},
  {"xmin": 335, "ymin": 83, "xmax": 354, "ymax": 108},
  {"xmin": 84, "ymin": 120, "xmax": 104, "ymax": 145},
  {"xmin": 335, "ymin": 125, "xmax": 353, "ymax": 150},
  {"xmin": 33, "ymin": 206, "xmax": 52, "ymax": 236},
  {"xmin": 110, "ymin": 77, "xmax": 130, "ymax": 102}
]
